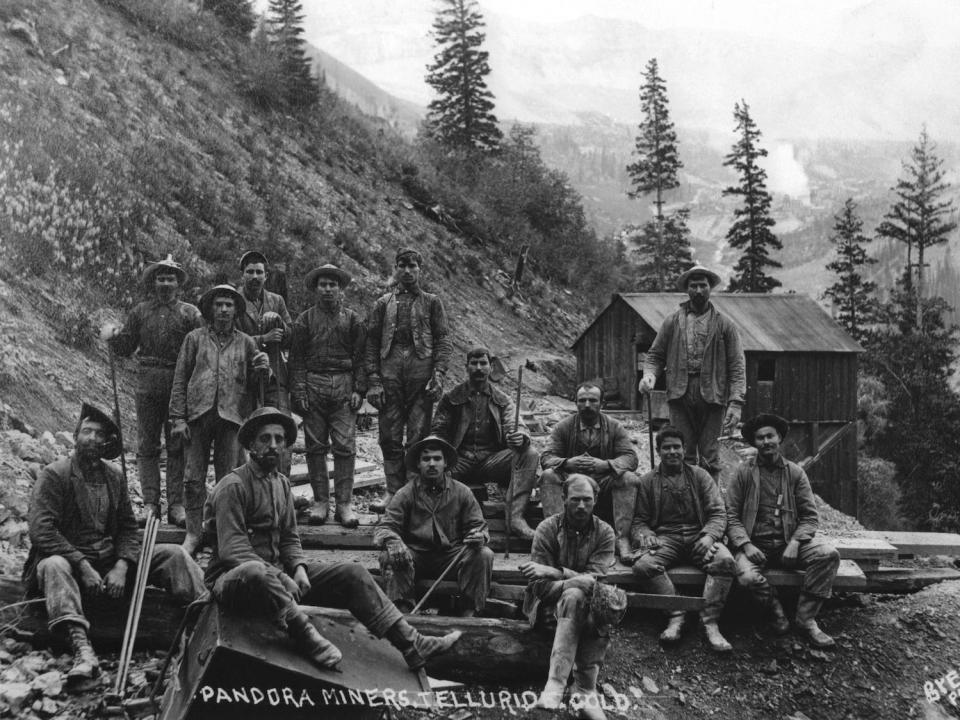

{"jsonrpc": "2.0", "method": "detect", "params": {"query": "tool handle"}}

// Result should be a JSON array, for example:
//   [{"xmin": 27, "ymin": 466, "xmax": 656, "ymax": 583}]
[{"xmin": 410, "ymin": 545, "xmax": 468, "ymax": 615}]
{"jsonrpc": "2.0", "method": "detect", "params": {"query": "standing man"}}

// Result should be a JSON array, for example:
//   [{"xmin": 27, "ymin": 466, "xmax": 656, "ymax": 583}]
[
  {"xmin": 366, "ymin": 248, "xmax": 452, "ymax": 513},
  {"xmin": 103, "ymin": 256, "xmax": 202, "ymax": 526},
  {"xmin": 431, "ymin": 348, "xmax": 539, "ymax": 540},
  {"xmin": 170, "ymin": 284, "xmax": 269, "ymax": 554},
  {"xmin": 236, "ymin": 250, "xmax": 293, "ymax": 414},
  {"xmin": 727, "ymin": 414, "xmax": 840, "ymax": 648},
  {"xmin": 289, "ymin": 264, "xmax": 366, "ymax": 527},
  {"xmin": 23, "ymin": 403, "xmax": 204, "ymax": 685},
  {"xmin": 628, "ymin": 426, "xmax": 736, "ymax": 652},
  {"xmin": 204, "ymin": 407, "xmax": 462, "ymax": 671},
  {"xmin": 519, "ymin": 475, "xmax": 624, "ymax": 720},
  {"xmin": 375, "ymin": 436, "xmax": 493, "ymax": 617},
  {"xmin": 540, "ymin": 381, "xmax": 639, "ymax": 558},
  {"xmin": 638, "ymin": 265, "xmax": 745, "ymax": 482}
]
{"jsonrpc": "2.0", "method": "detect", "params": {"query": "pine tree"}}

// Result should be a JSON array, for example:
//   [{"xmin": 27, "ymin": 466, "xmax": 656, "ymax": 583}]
[
  {"xmin": 876, "ymin": 127, "xmax": 956, "ymax": 329},
  {"xmin": 824, "ymin": 198, "xmax": 878, "ymax": 341},
  {"xmin": 207, "ymin": 0, "xmax": 256, "ymax": 37},
  {"xmin": 625, "ymin": 208, "xmax": 694, "ymax": 291},
  {"xmin": 425, "ymin": 0, "xmax": 502, "ymax": 152},
  {"xmin": 722, "ymin": 100, "xmax": 781, "ymax": 292},
  {"xmin": 267, "ymin": 0, "xmax": 319, "ymax": 108}
]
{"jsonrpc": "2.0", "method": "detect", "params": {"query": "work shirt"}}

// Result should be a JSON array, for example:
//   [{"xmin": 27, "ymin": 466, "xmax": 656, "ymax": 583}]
[
  {"xmin": 631, "ymin": 463, "xmax": 727, "ymax": 544},
  {"xmin": 464, "ymin": 387, "xmax": 500, "ymax": 457},
  {"xmin": 110, "ymin": 298, "xmax": 203, "ymax": 367},
  {"xmin": 540, "ymin": 413, "xmax": 638, "ymax": 480},
  {"xmin": 289, "ymin": 302, "xmax": 367, "ymax": 398},
  {"xmin": 394, "ymin": 290, "xmax": 415, "ymax": 345},
  {"xmin": 656, "ymin": 472, "xmax": 701, "ymax": 536},
  {"xmin": 365, "ymin": 285, "xmax": 452, "ymax": 382},
  {"xmin": 754, "ymin": 458, "xmax": 787, "ymax": 540},
  {"xmin": 684, "ymin": 306, "xmax": 713, "ymax": 374},
  {"xmin": 235, "ymin": 288, "xmax": 292, "ymax": 388},
  {"xmin": 203, "ymin": 462, "xmax": 307, "ymax": 588}
]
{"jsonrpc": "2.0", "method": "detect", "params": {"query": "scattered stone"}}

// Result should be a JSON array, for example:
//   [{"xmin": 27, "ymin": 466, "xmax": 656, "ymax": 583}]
[
  {"xmin": 786, "ymin": 713, "xmax": 814, "ymax": 720},
  {"xmin": 628, "ymin": 685, "xmax": 644, "ymax": 699},
  {"xmin": 0, "ymin": 667, "xmax": 28, "ymax": 683},
  {"xmin": 446, "ymin": 710, "xmax": 472, "ymax": 720},
  {"xmin": 0, "ymin": 681, "xmax": 33, "ymax": 710},
  {"xmin": 761, "ymin": 660, "xmax": 778, "ymax": 675},
  {"xmin": 6, "ymin": 16, "xmax": 43, "ymax": 58},
  {"xmin": 54, "ymin": 432, "xmax": 75, "ymax": 449},
  {"xmin": 641, "ymin": 676, "xmax": 659, "ymax": 695},
  {"xmin": 30, "ymin": 671, "xmax": 62, "ymax": 697},
  {"xmin": 32, "ymin": 696, "xmax": 60, "ymax": 717}
]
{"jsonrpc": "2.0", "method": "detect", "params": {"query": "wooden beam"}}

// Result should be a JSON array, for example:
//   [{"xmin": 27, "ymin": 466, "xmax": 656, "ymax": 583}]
[
  {"xmin": 857, "ymin": 531, "xmax": 960, "ymax": 558},
  {"xmin": 861, "ymin": 567, "xmax": 960, "ymax": 593}
]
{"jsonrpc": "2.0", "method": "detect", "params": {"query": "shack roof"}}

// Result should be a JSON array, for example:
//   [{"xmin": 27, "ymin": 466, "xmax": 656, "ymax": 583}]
[{"xmin": 574, "ymin": 293, "xmax": 863, "ymax": 353}]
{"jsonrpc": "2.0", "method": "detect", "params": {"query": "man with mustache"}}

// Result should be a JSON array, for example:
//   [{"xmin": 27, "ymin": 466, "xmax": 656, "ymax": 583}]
[
  {"xmin": 540, "ymin": 382, "xmax": 639, "ymax": 560},
  {"xmin": 638, "ymin": 265, "xmax": 745, "ymax": 483},
  {"xmin": 375, "ymin": 436, "xmax": 493, "ymax": 617},
  {"xmin": 289, "ymin": 264, "xmax": 366, "ymax": 527},
  {"xmin": 431, "ymin": 348, "xmax": 539, "ymax": 540},
  {"xmin": 102, "ymin": 256, "xmax": 202, "ymax": 526},
  {"xmin": 169, "ymin": 284, "xmax": 270, "ymax": 555},
  {"xmin": 23, "ymin": 403, "xmax": 204, "ymax": 688},
  {"xmin": 366, "ymin": 248, "xmax": 452, "ymax": 513},
  {"xmin": 204, "ymin": 408, "xmax": 461, "ymax": 671}
]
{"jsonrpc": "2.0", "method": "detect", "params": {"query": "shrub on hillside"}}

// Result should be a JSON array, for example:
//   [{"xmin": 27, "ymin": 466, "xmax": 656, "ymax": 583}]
[
  {"xmin": 857, "ymin": 455, "xmax": 905, "ymax": 530},
  {"xmin": 99, "ymin": 0, "xmax": 222, "ymax": 51}
]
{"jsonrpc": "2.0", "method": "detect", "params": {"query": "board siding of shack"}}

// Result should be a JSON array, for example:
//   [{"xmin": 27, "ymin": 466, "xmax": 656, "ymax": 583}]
[{"xmin": 573, "ymin": 293, "xmax": 862, "ymax": 516}]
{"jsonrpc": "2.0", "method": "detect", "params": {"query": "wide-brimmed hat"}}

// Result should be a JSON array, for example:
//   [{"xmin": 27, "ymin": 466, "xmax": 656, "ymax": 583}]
[
  {"xmin": 142, "ymin": 254, "xmax": 186, "ymax": 286},
  {"xmin": 198, "ymin": 284, "xmax": 246, "ymax": 322},
  {"xmin": 590, "ymin": 581, "xmax": 627, "ymax": 628},
  {"xmin": 741, "ymin": 413, "xmax": 790, "ymax": 444},
  {"xmin": 239, "ymin": 250, "xmax": 268, "ymax": 270},
  {"xmin": 676, "ymin": 264, "xmax": 721, "ymax": 291},
  {"xmin": 304, "ymin": 264, "xmax": 352, "ymax": 290},
  {"xmin": 404, "ymin": 435, "xmax": 458, "ymax": 472},
  {"xmin": 75, "ymin": 402, "xmax": 122, "ymax": 460},
  {"xmin": 395, "ymin": 247, "xmax": 423, "ymax": 265},
  {"xmin": 238, "ymin": 407, "xmax": 298, "ymax": 448}
]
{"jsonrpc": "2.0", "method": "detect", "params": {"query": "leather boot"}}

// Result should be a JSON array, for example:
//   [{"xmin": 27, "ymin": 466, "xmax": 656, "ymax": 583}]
[
  {"xmin": 795, "ymin": 593, "xmax": 835, "ymax": 648},
  {"xmin": 507, "ymin": 488, "xmax": 536, "ymax": 540},
  {"xmin": 766, "ymin": 588, "xmax": 791, "ymax": 635},
  {"xmin": 66, "ymin": 623, "xmax": 100, "ymax": 681},
  {"xmin": 333, "ymin": 456, "xmax": 359, "ymax": 528},
  {"xmin": 611, "ymin": 480, "xmax": 638, "ymax": 561},
  {"xmin": 286, "ymin": 608, "xmax": 342, "ymax": 668},
  {"xmin": 385, "ymin": 619, "xmax": 462, "ymax": 670},
  {"xmin": 181, "ymin": 506, "xmax": 203, "ymax": 556},
  {"xmin": 659, "ymin": 612, "xmax": 685, "ymax": 643},
  {"xmin": 700, "ymin": 575, "xmax": 733, "ymax": 652},
  {"xmin": 167, "ymin": 504, "xmax": 187, "ymax": 528},
  {"xmin": 539, "ymin": 471, "xmax": 564, "ymax": 517},
  {"xmin": 307, "ymin": 453, "xmax": 330, "ymax": 525},
  {"xmin": 570, "ymin": 632, "xmax": 610, "ymax": 720},
  {"xmin": 534, "ymin": 617, "xmax": 580, "ymax": 709},
  {"xmin": 371, "ymin": 458, "xmax": 403, "ymax": 514}
]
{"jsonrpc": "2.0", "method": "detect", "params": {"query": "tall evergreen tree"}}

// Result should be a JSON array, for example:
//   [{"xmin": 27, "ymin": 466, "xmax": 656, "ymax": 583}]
[
  {"xmin": 722, "ymin": 100, "xmax": 781, "ymax": 293},
  {"xmin": 267, "ymin": 0, "xmax": 319, "ymax": 108},
  {"xmin": 824, "ymin": 198, "xmax": 878, "ymax": 341},
  {"xmin": 425, "ymin": 0, "xmax": 502, "ymax": 152},
  {"xmin": 624, "ymin": 208, "xmax": 694, "ymax": 291},
  {"xmin": 876, "ymin": 127, "xmax": 956, "ymax": 329}
]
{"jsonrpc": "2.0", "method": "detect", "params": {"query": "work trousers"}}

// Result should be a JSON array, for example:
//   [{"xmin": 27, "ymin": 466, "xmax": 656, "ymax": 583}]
[
  {"xmin": 183, "ymin": 410, "xmax": 241, "ymax": 513},
  {"xmin": 212, "ymin": 559, "xmax": 402, "ymax": 638},
  {"xmin": 302, "ymin": 372, "xmax": 357, "ymax": 460},
  {"xmin": 379, "ymin": 544, "xmax": 494, "ymax": 613},
  {"xmin": 547, "ymin": 587, "xmax": 610, "ymax": 646},
  {"xmin": 451, "ymin": 447, "xmax": 539, "ymax": 500},
  {"xmin": 36, "ymin": 545, "xmax": 205, "ymax": 631},
  {"xmin": 378, "ymin": 346, "xmax": 434, "ymax": 494},
  {"xmin": 735, "ymin": 536, "xmax": 840, "ymax": 600},
  {"xmin": 135, "ymin": 367, "xmax": 183, "ymax": 508},
  {"xmin": 668, "ymin": 378, "xmax": 724, "ymax": 479}
]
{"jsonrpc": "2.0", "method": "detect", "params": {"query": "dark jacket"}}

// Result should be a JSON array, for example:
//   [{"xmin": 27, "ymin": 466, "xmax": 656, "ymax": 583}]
[
  {"xmin": 726, "ymin": 454, "xmax": 819, "ymax": 550},
  {"xmin": 289, "ymin": 303, "xmax": 367, "ymax": 399},
  {"xmin": 23, "ymin": 455, "xmax": 140, "ymax": 592},
  {"xmin": 109, "ymin": 298, "xmax": 203, "ymax": 368},
  {"xmin": 365, "ymin": 287, "xmax": 452, "ymax": 381},
  {"xmin": 643, "ymin": 300, "xmax": 746, "ymax": 405},
  {"xmin": 235, "ymin": 288, "xmax": 292, "ymax": 392},
  {"xmin": 630, "ymin": 463, "xmax": 727, "ymax": 545},
  {"xmin": 540, "ymin": 412, "xmax": 638, "ymax": 478},
  {"xmin": 431, "ymin": 380, "xmax": 529, "ymax": 452}
]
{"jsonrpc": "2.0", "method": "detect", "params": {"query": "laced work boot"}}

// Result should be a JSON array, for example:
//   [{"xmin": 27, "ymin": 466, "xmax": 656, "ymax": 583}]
[
  {"xmin": 795, "ymin": 593, "xmax": 835, "ymax": 648},
  {"xmin": 66, "ymin": 623, "xmax": 100, "ymax": 681},
  {"xmin": 286, "ymin": 609, "xmax": 342, "ymax": 668},
  {"xmin": 386, "ymin": 619, "xmax": 462, "ymax": 669},
  {"xmin": 700, "ymin": 575, "xmax": 733, "ymax": 652},
  {"xmin": 659, "ymin": 612, "xmax": 685, "ymax": 643},
  {"xmin": 333, "ymin": 456, "xmax": 359, "ymax": 528}
]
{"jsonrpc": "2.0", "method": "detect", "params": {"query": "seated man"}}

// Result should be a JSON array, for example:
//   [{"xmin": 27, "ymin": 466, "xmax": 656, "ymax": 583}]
[
  {"xmin": 203, "ymin": 407, "xmax": 462, "ymax": 671},
  {"xmin": 519, "ymin": 475, "xmax": 623, "ymax": 720},
  {"xmin": 23, "ymin": 403, "xmax": 205, "ymax": 685},
  {"xmin": 431, "ymin": 347, "xmax": 539, "ymax": 539},
  {"xmin": 375, "ymin": 436, "xmax": 494, "ymax": 617},
  {"xmin": 540, "ymin": 382, "xmax": 639, "ymax": 559},
  {"xmin": 628, "ymin": 426, "xmax": 736, "ymax": 652},
  {"xmin": 727, "ymin": 413, "xmax": 840, "ymax": 648}
]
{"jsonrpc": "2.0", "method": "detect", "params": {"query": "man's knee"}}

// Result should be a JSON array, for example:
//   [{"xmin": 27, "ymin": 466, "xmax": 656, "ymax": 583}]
[
  {"xmin": 704, "ymin": 545, "xmax": 738, "ymax": 577},
  {"xmin": 468, "ymin": 545, "xmax": 495, "ymax": 569},
  {"xmin": 631, "ymin": 556, "xmax": 663, "ymax": 579},
  {"xmin": 540, "ymin": 469, "xmax": 562, "ymax": 488},
  {"xmin": 807, "ymin": 543, "xmax": 840, "ymax": 569},
  {"xmin": 556, "ymin": 587, "xmax": 588, "ymax": 617},
  {"xmin": 616, "ymin": 471, "xmax": 640, "ymax": 489},
  {"xmin": 37, "ymin": 555, "xmax": 72, "ymax": 580}
]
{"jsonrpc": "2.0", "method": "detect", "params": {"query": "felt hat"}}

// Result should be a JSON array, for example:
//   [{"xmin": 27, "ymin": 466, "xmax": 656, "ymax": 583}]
[
  {"xmin": 395, "ymin": 247, "xmax": 423, "ymax": 265},
  {"xmin": 75, "ymin": 402, "xmax": 122, "ymax": 460},
  {"xmin": 142, "ymin": 254, "xmax": 186, "ymax": 286},
  {"xmin": 238, "ymin": 407, "xmax": 298, "ymax": 448},
  {"xmin": 239, "ymin": 250, "xmax": 268, "ymax": 270},
  {"xmin": 590, "ymin": 581, "xmax": 628, "ymax": 628},
  {"xmin": 741, "ymin": 413, "xmax": 790, "ymax": 444},
  {"xmin": 304, "ymin": 264, "xmax": 352, "ymax": 290},
  {"xmin": 404, "ymin": 435, "xmax": 458, "ymax": 472},
  {"xmin": 198, "ymin": 284, "xmax": 246, "ymax": 322},
  {"xmin": 676, "ymin": 264, "xmax": 721, "ymax": 291}
]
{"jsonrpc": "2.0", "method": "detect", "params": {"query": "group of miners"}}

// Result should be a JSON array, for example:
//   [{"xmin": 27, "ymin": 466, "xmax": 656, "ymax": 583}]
[{"xmin": 22, "ymin": 251, "xmax": 841, "ymax": 720}]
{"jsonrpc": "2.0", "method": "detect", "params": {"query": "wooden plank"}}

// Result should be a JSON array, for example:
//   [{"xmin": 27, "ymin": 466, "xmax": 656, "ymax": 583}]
[
  {"xmin": 824, "ymin": 536, "xmax": 898, "ymax": 562},
  {"xmin": 858, "ymin": 531, "xmax": 960, "ymax": 558},
  {"xmin": 862, "ymin": 567, "xmax": 960, "ymax": 593},
  {"xmin": 603, "ymin": 559, "xmax": 867, "ymax": 591}
]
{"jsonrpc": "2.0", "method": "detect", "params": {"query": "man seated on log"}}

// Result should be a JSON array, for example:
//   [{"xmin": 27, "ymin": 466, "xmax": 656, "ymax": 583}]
[
  {"xmin": 374, "ymin": 436, "xmax": 494, "ymax": 617},
  {"xmin": 727, "ymin": 413, "xmax": 840, "ymax": 648},
  {"xmin": 520, "ymin": 474, "xmax": 625, "ymax": 720},
  {"xmin": 203, "ymin": 407, "xmax": 462, "ymax": 671},
  {"xmin": 23, "ymin": 403, "xmax": 205, "ymax": 687},
  {"xmin": 431, "ymin": 347, "xmax": 539, "ymax": 540},
  {"xmin": 627, "ymin": 426, "xmax": 736, "ymax": 652},
  {"xmin": 540, "ymin": 381, "xmax": 639, "ymax": 560},
  {"xmin": 169, "ymin": 284, "xmax": 270, "ymax": 555}
]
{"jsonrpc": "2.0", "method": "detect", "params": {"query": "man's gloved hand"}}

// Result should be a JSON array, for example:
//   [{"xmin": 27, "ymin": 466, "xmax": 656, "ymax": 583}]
[
  {"xmin": 386, "ymin": 540, "xmax": 413, "ymax": 569},
  {"xmin": 366, "ymin": 384, "xmax": 384, "ymax": 410},
  {"xmin": 424, "ymin": 371, "xmax": 444, "ymax": 402},
  {"xmin": 638, "ymin": 375, "xmax": 656, "ymax": 394},
  {"xmin": 171, "ymin": 419, "xmax": 190, "ymax": 443},
  {"xmin": 722, "ymin": 403, "xmax": 742, "ymax": 436}
]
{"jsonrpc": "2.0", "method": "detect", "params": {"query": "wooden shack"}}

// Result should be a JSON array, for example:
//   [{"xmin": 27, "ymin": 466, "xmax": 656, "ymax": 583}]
[{"xmin": 572, "ymin": 293, "xmax": 862, "ymax": 515}]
